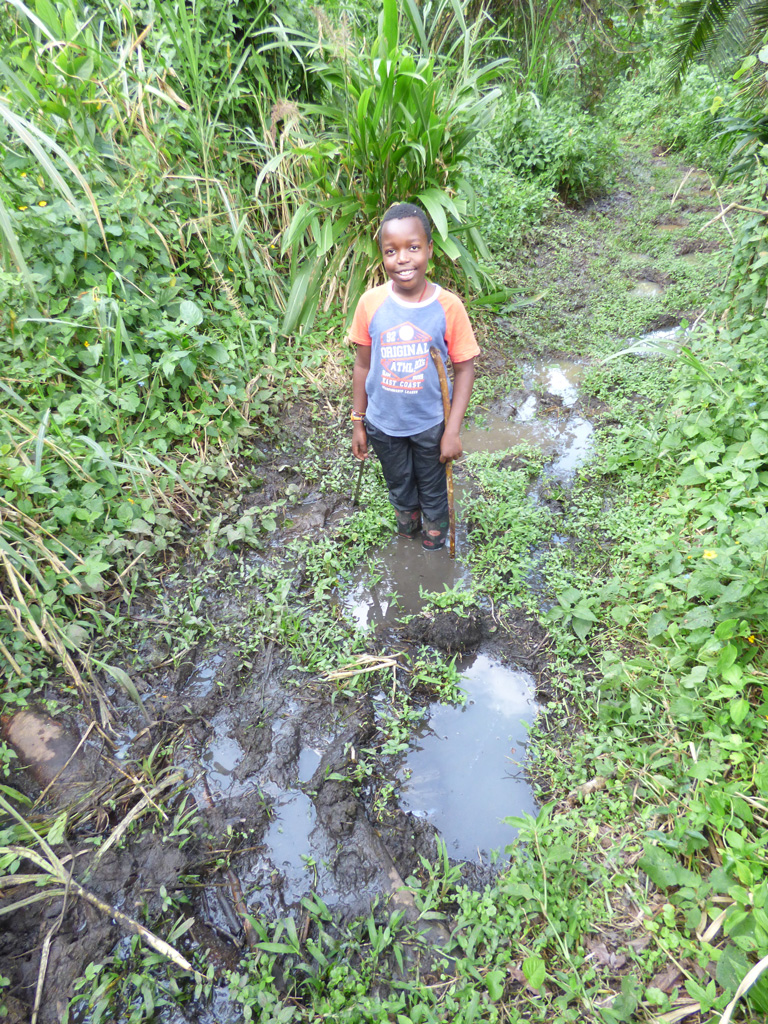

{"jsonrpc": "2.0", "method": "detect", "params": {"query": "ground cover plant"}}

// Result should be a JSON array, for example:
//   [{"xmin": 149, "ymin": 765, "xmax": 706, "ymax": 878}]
[{"xmin": 3, "ymin": 2, "xmax": 768, "ymax": 1023}]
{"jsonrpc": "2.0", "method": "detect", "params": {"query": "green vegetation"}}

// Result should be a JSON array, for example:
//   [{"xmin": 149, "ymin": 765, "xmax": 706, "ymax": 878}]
[{"xmin": 3, "ymin": 1, "xmax": 768, "ymax": 1022}]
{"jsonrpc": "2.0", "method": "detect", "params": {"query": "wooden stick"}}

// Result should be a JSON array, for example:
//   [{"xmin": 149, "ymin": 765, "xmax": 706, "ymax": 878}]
[
  {"xmin": 352, "ymin": 456, "xmax": 365, "ymax": 506},
  {"xmin": 429, "ymin": 347, "xmax": 455, "ymax": 559}
]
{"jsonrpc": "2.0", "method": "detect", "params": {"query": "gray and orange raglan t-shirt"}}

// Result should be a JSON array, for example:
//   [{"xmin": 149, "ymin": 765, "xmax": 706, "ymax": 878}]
[{"xmin": 348, "ymin": 282, "xmax": 480, "ymax": 438}]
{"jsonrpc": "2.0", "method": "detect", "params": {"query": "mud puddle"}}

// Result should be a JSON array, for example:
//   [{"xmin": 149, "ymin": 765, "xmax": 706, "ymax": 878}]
[
  {"xmin": 398, "ymin": 653, "xmax": 538, "ymax": 862},
  {"xmin": 344, "ymin": 522, "xmax": 472, "ymax": 629},
  {"xmin": 466, "ymin": 358, "xmax": 592, "ymax": 485}
]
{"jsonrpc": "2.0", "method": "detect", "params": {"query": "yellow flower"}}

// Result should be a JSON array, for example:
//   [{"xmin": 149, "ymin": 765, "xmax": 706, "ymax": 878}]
[
  {"xmin": 84, "ymin": 341, "xmax": 89, "ymax": 348},
  {"xmin": 703, "ymin": 550, "xmax": 717, "ymax": 559},
  {"xmin": 17, "ymin": 205, "xmax": 27, "ymax": 211},
  {"xmin": 748, "ymin": 635, "xmax": 756, "ymax": 643},
  {"xmin": 228, "ymin": 265, "xmax": 233, "ymax": 272},
  {"xmin": 37, "ymin": 200, "xmax": 47, "ymax": 207},
  {"xmin": 20, "ymin": 172, "xmax": 27, "ymax": 178},
  {"xmin": 127, "ymin": 497, "xmax": 134, "ymax": 504}
]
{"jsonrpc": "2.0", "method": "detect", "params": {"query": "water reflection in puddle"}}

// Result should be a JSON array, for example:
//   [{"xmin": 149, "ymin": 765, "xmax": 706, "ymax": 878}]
[
  {"xmin": 399, "ymin": 654, "xmax": 538, "ymax": 861},
  {"xmin": 184, "ymin": 653, "xmax": 224, "ymax": 699},
  {"xmin": 265, "ymin": 791, "xmax": 318, "ymax": 896},
  {"xmin": 524, "ymin": 359, "xmax": 584, "ymax": 406},
  {"xmin": 199, "ymin": 718, "xmax": 252, "ymax": 800},
  {"xmin": 547, "ymin": 416, "xmax": 594, "ymax": 484},
  {"xmin": 629, "ymin": 280, "xmax": 664, "ymax": 298},
  {"xmin": 345, "ymin": 525, "xmax": 472, "ymax": 629}
]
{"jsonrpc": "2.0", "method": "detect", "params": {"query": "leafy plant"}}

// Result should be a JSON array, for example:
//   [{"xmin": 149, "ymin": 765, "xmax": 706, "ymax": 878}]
[
  {"xmin": 493, "ymin": 93, "xmax": 619, "ymax": 200},
  {"xmin": 545, "ymin": 586, "xmax": 600, "ymax": 641},
  {"xmin": 260, "ymin": 0, "xmax": 511, "ymax": 334}
]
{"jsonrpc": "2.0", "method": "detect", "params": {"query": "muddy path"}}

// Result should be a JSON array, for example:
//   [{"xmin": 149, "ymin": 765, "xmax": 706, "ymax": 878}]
[{"xmin": 0, "ymin": 144, "xmax": 729, "ymax": 1022}]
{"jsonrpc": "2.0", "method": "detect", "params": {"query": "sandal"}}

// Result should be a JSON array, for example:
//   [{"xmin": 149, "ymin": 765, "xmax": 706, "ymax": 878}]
[
  {"xmin": 395, "ymin": 508, "xmax": 422, "ymax": 537},
  {"xmin": 422, "ymin": 518, "xmax": 448, "ymax": 551}
]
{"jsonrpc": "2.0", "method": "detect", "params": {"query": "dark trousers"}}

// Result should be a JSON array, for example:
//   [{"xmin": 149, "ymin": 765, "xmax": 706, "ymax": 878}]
[{"xmin": 365, "ymin": 420, "xmax": 449, "ymax": 524}]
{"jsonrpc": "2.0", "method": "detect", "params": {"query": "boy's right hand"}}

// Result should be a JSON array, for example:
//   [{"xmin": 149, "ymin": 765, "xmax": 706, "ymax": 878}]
[{"xmin": 352, "ymin": 421, "xmax": 368, "ymax": 460}]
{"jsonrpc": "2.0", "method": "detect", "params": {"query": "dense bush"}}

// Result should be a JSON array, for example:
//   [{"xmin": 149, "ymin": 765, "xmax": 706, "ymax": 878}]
[
  {"xmin": 465, "ymin": 132, "xmax": 558, "ymax": 253},
  {"xmin": 488, "ymin": 93, "xmax": 619, "ymax": 201},
  {"xmin": 608, "ymin": 54, "xmax": 729, "ymax": 171}
]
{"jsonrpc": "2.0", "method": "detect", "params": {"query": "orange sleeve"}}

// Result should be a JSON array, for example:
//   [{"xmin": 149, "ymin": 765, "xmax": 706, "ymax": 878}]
[
  {"xmin": 346, "ymin": 285, "xmax": 389, "ymax": 347},
  {"xmin": 438, "ymin": 290, "xmax": 481, "ymax": 366},
  {"xmin": 440, "ymin": 291, "xmax": 480, "ymax": 363}
]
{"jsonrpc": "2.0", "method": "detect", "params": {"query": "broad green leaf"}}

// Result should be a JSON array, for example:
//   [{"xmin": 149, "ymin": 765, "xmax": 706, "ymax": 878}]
[
  {"xmin": 434, "ymin": 234, "xmax": 461, "ymax": 260},
  {"xmin": 179, "ymin": 300, "xmax": 203, "ymax": 327},
  {"xmin": 317, "ymin": 218, "xmax": 334, "ymax": 257},
  {"xmin": 35, "ymin": 0, "xmax": 62, "ymax": 34},
  {"xmin": 416, "ymin": 189, "xmax": 448, "ymax": 238},
  {"xmin": 715, "ymin": 618, "xmax": 740, "ymax": 640},
  {"xmin": 730, "ymin": 698, "xmax": 750, "ymax": 726},
  {"xmin": 401, "ymin": 0, "xmax": 428, "ymax": 52},
  {"xmin": 648, "ymin": 610, "xmax": 669, "ymax": 639},
  {"xmin": 522, "ymin": 954, "xmax": 547, "ymax": 990},
  {"xmin": 572, "ymin": 616, "xmax": 593, "ymax": 640},
  {"xmin": 206, "ymin": 342, "xmax": 228, "ymax": 363},
  {"xmin": 381, "ymin": 0, "xmax": 399, "ymax": 56},
  {"xmin": 715, "ymin": 643, "xmax": 738, "ymax": 674},
  {"xmin": 281, "ymin": 262, "xmax": 315, "ymax": 337},
  {"xmin": 283, "ymin": 202, "xmax": 317, "ymax": 254},
  {"xmin": 717, "ymin": 942, "xmax": 750, "ymax": 992},
  {"xmin": 682, "ymin": 606, "xmax": 714, "ymax": 630},
  {"xmin": 611, "ymin": 605, "xmax": 634, "ymax": 626},
  {"xmin": 638, "ymin": 845, "xmax": 700, "ymax": 890},
  {"xmin": 678, "ymin": 463, "xmax": 708, "ymax": 485},
  {"xmin": 485, "ymin": 969, "xmax": 505, "ymax": 1001}
]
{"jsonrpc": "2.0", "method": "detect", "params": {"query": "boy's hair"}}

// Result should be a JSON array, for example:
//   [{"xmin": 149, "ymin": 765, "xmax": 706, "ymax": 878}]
[{"xmin": 378, "ymin": 202, "xmax": 432, "ymax": 247}]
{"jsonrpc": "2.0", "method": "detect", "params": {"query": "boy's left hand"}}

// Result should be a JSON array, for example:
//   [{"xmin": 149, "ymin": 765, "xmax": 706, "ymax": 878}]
[{"xmin": 440, "ymin": 429, "xmax": 462, "ymax": 463}]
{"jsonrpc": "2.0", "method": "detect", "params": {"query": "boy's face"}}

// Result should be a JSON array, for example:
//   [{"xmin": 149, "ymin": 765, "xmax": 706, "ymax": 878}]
[{"xmin": 380, "ymin": 216, "xmax": 433, "ymax": 301}]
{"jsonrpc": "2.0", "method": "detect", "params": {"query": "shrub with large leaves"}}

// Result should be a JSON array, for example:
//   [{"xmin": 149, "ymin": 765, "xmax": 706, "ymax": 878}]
[{"xmin": 258, "ymin": 0, "xmax": 511, "ymax": 335}]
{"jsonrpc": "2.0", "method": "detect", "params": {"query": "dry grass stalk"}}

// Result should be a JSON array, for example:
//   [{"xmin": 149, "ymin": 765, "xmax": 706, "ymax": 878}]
[
  {"xmin": 0, "ymin": 549, "xmax": 88, "ymax": 697},
  {"xmin": 324, "ymin": 653, "xmax": 403, "ymax": 682},
  {"xmin": 718, "ymin": 951, "xmax": 768, "ymax": 1023},
  {"xmin": 89, "ymin": 772, "xmax": 183, "ymax": 872},
  {"xmin": 1, "ymin": 411, "xmax": 94, "ymax": 480},
  {"xmin": 0, "ymin": 639, "xmax": 22, "ymax": 675}
]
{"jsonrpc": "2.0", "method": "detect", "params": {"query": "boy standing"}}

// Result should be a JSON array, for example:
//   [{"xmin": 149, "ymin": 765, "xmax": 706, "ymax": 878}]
[{"xmin": 349, "ymin": 203, "xmax": 479, "ymax": 551}]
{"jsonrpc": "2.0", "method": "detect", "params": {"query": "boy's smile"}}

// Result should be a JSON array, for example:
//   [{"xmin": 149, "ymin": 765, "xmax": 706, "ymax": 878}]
[{"xmin": 380, "ymin": 216, "xmax": 433, "ymax": 301}]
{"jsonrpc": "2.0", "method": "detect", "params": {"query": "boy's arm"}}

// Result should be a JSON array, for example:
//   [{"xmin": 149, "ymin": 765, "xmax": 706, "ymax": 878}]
[
  {"xmin": 352, "ymin": 344, "xmax": 371, "ymax": 460},
  {"xmin": 440, "ymin": 357, "xmax": 475, "ymax": 463}
]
